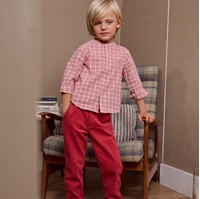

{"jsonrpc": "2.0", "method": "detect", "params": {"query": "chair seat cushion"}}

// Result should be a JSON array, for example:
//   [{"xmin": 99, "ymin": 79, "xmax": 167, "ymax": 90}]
[
  {"xmin": 86, "ymin": 138, "xmax": 155, "ymax": 163},
  {"xmin": 43, "ymin": 136, "xmax": 155, "ymax": 163},
  {"xmin": 43, "ymin": 135, "xmax": 64, "ymax": 158}
]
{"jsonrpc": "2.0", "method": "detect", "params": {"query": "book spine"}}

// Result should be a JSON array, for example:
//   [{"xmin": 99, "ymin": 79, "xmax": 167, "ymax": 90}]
[
  {"xmin": 38, "ymin": 97, "xmax": 57, "ymax": 101},
  {"xmin": 37, "ymin": 101, "xmax": 57, "ymax": 104},
  {"xmin": 36, "ymin": 107, "xmax": 60, "ymax": 111},
  {"xmin": 36, "ymin": 103, "xmax": 58, "ymax": 107}
]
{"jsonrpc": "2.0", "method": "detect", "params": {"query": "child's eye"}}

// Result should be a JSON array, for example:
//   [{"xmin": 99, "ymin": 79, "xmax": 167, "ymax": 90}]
[
  {"xmin": 107, "ymin": 21, "xmax": 113, "ymax": 24},
  {"xmin": 95, "ymin": 21, "xmax": 101, "ymax": 25}
]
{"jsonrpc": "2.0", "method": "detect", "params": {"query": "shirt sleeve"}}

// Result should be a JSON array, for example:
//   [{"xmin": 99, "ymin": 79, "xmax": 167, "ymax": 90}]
[
  {"xmin": 122, "ymin": 49, "xmax": 148, "ymax": 100},
  {"xmin": 59, "ymin": 45, "xmax": 88, "ymax": 94}
]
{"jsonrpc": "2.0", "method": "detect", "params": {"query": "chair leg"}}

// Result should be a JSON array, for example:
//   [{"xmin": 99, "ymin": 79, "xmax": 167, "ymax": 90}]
[
  {"xmin": 41, "ymin": 161, "xmax": 50, "ymax": 199},
  {"xmin": 42, "ymin": 162, "xmax": 65, "ymax": 199},
  {"xmin": 143, "ymin": 168, "xmax": 148, "ymax": 199},
  {"xmin": 83, "ymin": 166, "xmax": 86, "ymax": 185},
  {"xmin": 153, "ymin": 169, "xmax": 159, "ymax": 183},
  {"xmin": 143, "ymin": 183, "xmax": 148, "ymax": 199},
  {"xmin": 60, "ymin": 169, "xmax": 64, "ymax": 176}
]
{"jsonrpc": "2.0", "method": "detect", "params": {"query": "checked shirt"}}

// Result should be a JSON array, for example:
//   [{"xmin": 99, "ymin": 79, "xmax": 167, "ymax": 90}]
[{"xmin": 60, "ymin": 39, "xmax": 147, "ymax": 113}]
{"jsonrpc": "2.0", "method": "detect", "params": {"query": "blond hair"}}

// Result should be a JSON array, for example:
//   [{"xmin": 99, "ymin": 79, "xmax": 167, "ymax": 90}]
[{"xmin": 86, "ymin": 0, "xmax": 122, "ymax": 36}]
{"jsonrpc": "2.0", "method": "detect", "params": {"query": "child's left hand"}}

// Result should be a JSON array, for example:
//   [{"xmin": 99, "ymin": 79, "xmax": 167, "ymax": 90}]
[{"xmin": 138, "ymin": 112, "xmax": 154, "ymax": 124}]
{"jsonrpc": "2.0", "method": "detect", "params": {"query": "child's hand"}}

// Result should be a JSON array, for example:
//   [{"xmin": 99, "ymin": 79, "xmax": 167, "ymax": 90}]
[{"xmin": 138, "ymin": 112, "xmax": 154, "ymax": 124}]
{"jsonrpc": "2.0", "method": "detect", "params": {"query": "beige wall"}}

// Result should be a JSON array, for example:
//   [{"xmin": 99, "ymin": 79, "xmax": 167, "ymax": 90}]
[
  {"xmin": 121, "ymin": 0, "xmax": 198, "ymax": 173},
  {"xmin": 41, "ymin": 0, "xmax": 92, "ymax": 104},
  {"xmin": 165, "ymin": 0, "xmax": 198, "ymax": 172},
  {"xmin": 0, "ymin": 0, "xmax": 41, "ymax": 199},
  {"xmin": 40, "ymin": 0, "xmax": 198, "ymax": 174}
]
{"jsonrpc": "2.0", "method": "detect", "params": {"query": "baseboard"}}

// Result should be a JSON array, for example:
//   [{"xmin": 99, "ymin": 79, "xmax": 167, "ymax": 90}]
[{"xmin": 160, "ymin": 163, "xmax": 194, "ymax": 198}]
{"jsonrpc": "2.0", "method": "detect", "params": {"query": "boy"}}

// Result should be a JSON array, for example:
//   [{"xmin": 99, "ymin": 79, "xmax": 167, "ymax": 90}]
[{"xmin": 60, "ymin": 0, "xmax": 154, "ymax": 198}]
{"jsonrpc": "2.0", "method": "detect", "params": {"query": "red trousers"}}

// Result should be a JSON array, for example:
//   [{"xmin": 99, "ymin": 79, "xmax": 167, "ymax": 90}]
[{"xmin": 62, "ymin": 102, "xmax": 122, "ymax": 199}]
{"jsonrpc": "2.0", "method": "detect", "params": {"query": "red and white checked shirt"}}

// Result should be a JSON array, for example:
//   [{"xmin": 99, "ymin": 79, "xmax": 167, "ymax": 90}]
[{"xmin": 60, "ymin": 39, "xmax": 147, "ymax": 113}]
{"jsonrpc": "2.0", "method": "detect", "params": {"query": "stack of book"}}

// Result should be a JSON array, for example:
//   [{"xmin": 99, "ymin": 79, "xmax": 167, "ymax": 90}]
[{"xmin": 36, "ymin": 96, "xmax": 60, "ymax": 116}]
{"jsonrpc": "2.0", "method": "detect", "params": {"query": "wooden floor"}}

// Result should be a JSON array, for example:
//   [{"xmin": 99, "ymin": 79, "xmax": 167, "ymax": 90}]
[{"xmin": 45, "ymin": 167, "xmax": 190, "ymax": 199}]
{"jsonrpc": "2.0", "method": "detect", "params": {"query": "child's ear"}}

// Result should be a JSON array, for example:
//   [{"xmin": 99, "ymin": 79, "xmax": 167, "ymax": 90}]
[{"xmin": 116, "ymin": 20, "xmax": 121, "ymax": 29}]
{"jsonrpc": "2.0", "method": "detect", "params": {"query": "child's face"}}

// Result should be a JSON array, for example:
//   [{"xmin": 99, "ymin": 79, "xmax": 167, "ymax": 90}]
[{"xmin": 92, "ymin": 10, "xmax": 121, "ymax": 43}]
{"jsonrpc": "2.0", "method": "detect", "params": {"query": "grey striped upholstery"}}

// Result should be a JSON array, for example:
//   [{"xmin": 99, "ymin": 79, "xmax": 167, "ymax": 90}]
[{"xmin": 111, "ymin": 104, "xmax": 136, "ymax": 142}]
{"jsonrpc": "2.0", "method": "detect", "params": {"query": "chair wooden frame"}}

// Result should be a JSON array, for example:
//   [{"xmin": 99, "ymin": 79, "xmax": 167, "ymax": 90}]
[
  {"xmin": 40, "ymin": 112, "xmax": 162, "ymax": 199},
  {"xmin": 40, "ymin": 113, "xmax": 64, "ymax": 199}
]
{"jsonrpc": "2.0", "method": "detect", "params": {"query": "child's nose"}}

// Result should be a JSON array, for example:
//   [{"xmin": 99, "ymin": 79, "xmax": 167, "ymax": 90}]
[{"xmin": 101, "ymin": 23, "xmax": 107, "ymax": 30}]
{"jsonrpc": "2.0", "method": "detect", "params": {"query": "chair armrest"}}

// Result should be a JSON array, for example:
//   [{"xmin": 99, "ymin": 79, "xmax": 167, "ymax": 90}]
[
  {"xmin": 142, "ymin": 117, "xmax": 163, "ymax": 127},
  {"xmin": 153, "ymin": 119, "xmax": 163, "ymax": 126},
  {"xmin": 39, "ymin": 112, "xmax": 63, "ymax": 121},
  {"xmin": 39, "ymin": 112, "xmax": 63, "ymax": 141}
]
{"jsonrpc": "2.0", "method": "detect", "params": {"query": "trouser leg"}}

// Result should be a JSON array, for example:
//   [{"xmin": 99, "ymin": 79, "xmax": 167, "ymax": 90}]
[
  {"xmin": 88, "ymin": 112, "xmax": 123, "ymax": 199},
  {"xmin": 62, "ymin": 103, "xmax": 88, "ymax": 199}
]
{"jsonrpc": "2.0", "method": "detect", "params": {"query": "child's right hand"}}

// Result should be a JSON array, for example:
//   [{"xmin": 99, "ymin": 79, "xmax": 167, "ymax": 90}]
[{"xmin": 62, "ymin": 93, "xmax": 72, "ymax": 115}]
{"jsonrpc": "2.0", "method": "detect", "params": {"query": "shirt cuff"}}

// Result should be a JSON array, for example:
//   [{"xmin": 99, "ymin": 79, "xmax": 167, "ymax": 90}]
[
  {"xmin": 59, "ymin": 85, "xmax": 74, "ymax": 94},
  {"xmin": 129, "ymin": 90, "xmax": 148, "ymax": 101}
]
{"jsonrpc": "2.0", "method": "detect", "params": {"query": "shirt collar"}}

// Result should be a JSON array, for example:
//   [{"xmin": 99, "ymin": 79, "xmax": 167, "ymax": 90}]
[{"xmin": 93, "ymin": 38, "xmax": 116, "ymax": 47}]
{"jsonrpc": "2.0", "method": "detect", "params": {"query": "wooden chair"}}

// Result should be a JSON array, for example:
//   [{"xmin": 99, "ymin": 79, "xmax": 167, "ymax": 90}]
[{"xmin": 40, "ymin": 66, "xmax": 162, "ymax": 199}]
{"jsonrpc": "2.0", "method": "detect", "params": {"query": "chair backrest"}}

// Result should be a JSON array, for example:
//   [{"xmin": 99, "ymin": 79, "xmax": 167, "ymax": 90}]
[{"xmin": 121, "ymin": 66, "xmax": 159, "ymax": 139}]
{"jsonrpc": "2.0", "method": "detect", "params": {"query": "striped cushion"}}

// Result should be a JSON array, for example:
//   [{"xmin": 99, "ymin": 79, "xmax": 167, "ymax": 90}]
[
  {"xmin": 111, "ymin": 104, "xmax": 136, "ymax": 142},
  {"xmin": 53, "ymin": 121, "xmax": 63, "ymax": 135}
]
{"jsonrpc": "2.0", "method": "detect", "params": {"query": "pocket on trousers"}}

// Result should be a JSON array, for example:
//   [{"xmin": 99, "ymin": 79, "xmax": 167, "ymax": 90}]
[{"xmin": 63, "ymin": 102, "xmax": 72, "ymax": 118}]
